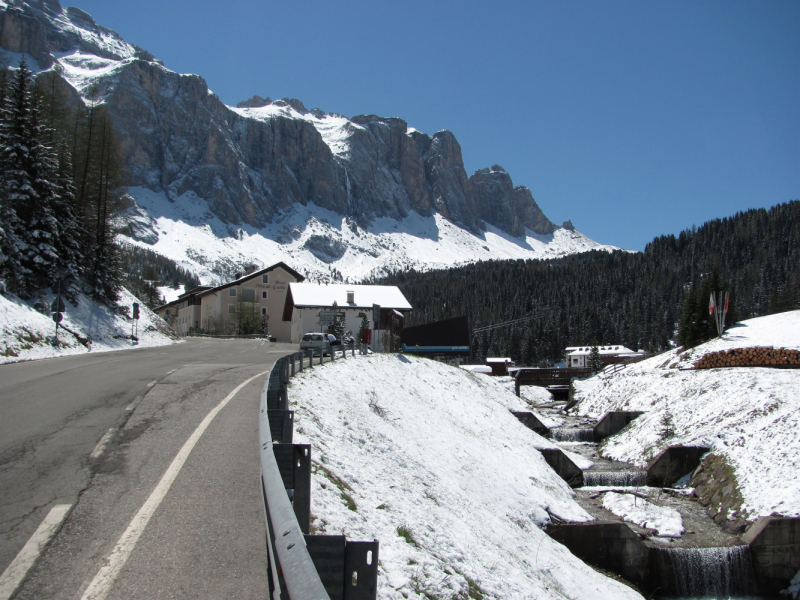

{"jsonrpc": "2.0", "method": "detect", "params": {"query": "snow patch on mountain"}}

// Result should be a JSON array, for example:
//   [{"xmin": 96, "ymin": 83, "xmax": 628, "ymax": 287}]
[
  {"xmin": 119, "ymin": 187, "xmax": 618, "ymax": 284},
  {"xmin": 232, "ymin": 103, "xmax": 363, "ymax": 157},
  {"xmin": 571, "ymin": 310, "xmax": 800, "ymax": 520}
]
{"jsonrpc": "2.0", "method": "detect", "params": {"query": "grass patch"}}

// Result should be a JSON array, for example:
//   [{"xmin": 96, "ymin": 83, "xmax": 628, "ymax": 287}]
[
  {"xmin": 17, "ymin": 327, "xmax": 43, "ymax": 345},
  {"xmin": 313, "ymin": 461, "xmax": 357, "ymax": 512},
  {"xmin": 396, "ymin": 525, "xmax": 419, "ymax": 548}
]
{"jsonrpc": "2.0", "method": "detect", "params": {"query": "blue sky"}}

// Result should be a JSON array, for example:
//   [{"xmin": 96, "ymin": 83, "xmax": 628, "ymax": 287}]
[{"xmin": 72, "ymin": 0, "xmax": 799, "ymax": 251}]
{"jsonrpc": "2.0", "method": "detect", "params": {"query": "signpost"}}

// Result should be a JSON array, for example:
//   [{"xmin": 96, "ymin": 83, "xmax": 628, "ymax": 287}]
[
  {"xmin": 51, "ymin": 280, "xmax": 65, "ymax": 345},
  {"xmin": 318, "ymin": 310, "xmax": 343, "ymax": 331},
  {"xmin": 132, "ymin": 302, "xmax": 140, "ymax": 343}
]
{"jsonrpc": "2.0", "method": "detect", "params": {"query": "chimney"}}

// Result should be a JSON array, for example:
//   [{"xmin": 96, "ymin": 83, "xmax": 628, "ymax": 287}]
[
  {"xmin": 234, "ymin": 272, "xmax": 243, "ymax": 280},
  {"xmin": 245, "ymin": 265, "xmax": 256, "ymax": 275},
  {"xmin": 347, "ymin": 290, "xmax": 354, "ymax": 304}
]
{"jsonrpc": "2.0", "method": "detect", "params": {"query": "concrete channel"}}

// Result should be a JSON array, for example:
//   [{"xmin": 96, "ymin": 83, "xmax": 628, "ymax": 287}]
[{"xmin": 513, "ymin": 399, "xmax": 800, "ymax": 598}]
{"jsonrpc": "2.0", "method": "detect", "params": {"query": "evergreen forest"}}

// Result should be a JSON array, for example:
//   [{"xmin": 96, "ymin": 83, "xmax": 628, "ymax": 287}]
[
  {"xmin": 376, "ymin": 201, "xmax": 800, "ymax": 365},
  {"xmin": 0, "ymin": 60, "xmax": 194, "ymax": 310},
  {"xmin": 0, "ymin": 60, "xmax": 124, "ymax": 304},
  {"xmin": 118, "ymin": 244, "xmax": 201, "ymax": 309}
]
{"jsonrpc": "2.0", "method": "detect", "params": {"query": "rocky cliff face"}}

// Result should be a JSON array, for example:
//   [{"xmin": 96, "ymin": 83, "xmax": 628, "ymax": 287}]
[{"xmin": 1, "ymin": 0, "xmax": 559, "ymax": 239}]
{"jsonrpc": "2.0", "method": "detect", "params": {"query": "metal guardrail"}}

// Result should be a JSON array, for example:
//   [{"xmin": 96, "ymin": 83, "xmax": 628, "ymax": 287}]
[{"xmin": 260, "ymin": 347, "xmax": 378, "ymax": 600}]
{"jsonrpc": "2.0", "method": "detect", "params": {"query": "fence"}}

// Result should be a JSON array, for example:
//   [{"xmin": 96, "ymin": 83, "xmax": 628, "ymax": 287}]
[{"xmin": 260, "ymin": 345, "xmax": 378, "ymax": 600}]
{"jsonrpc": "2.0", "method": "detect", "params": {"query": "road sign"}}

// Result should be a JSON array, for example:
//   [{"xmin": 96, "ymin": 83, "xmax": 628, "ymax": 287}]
[
  {"xmin": 319, "ymin": 317, "xmax": 335, "ymax": 326},
  {"xmin": 319, "ymin": 310, "xmax": 344, "ymax": 318},
  {"xmin": 52, "ymin": 313, "xmax": 63, "ymax": 323},
  {"xmin": 372, "ymin": 304, "xmax": 381, "ymax": 325},
  {"xmin": 51, "ymin": 298, "xmax": 66, "ymax": 313},
  {"xmin": 132, "ymin": 302, "xmax": 140, "ymax": 320}
]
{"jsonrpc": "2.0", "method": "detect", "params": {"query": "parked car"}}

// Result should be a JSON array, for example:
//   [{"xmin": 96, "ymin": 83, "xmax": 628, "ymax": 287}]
[{"xmin": 300, "ymin": 332, "xmax": 329, "ymax": 353}]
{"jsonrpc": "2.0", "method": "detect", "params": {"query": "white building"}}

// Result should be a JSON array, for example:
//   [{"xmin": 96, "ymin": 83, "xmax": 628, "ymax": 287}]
[
  {"xmin": 283, "ymin": 283, "xmax": 412, "ymax": 351},
  {"xmin": 565, "ymin": 345, "xmax": 644, "ymax": 368}
]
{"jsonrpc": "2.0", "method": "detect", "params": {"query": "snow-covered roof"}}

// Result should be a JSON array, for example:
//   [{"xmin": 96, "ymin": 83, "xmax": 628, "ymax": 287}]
[
  {"xmin": 287, "ymin": 283, "xmax": 412, "ymax": 310},
  {"xmin": 566, "ymin": 345, "xmax": 636, "ymax": 356}
]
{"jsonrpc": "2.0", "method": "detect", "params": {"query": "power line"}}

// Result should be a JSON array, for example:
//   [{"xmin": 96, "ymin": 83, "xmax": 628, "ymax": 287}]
[{"xmin": 471, "ymin": 309, "xmax": 552, "ymax": 334}]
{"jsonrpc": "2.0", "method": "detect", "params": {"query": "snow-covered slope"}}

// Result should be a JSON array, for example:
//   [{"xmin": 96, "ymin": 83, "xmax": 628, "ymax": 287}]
[
  {"xmin": 290, "ymin": 354, "xmax": 643, "ymax": 599},
  {"xmin": 571, "ymin": 310, "xmax": 800, "ymax": 520},
  {"xmin": 120, "ymin": 187, "xmax": 616, "ymax": 284},
  {"xmin": 0, "ymin": 288, "xmax": 176, "ymax": 364}
]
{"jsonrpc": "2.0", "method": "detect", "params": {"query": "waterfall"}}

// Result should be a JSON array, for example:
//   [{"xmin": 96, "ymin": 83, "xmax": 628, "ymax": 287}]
[
  {"xmin": 582, "ymin": 470, "xmax": 647, "ymax": 487},
  {"xmin": 655, "ymin": 545, "xmax": 757, "ymax": 598},
  {"xmin": 550, "ymin": 428, "xmax": 595, "ymax": 442}
]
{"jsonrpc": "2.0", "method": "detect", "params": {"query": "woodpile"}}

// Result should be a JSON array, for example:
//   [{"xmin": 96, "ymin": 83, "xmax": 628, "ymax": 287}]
[{"xmin": 694, "ymin": 346, "xmax": 800, "ymax": 369}]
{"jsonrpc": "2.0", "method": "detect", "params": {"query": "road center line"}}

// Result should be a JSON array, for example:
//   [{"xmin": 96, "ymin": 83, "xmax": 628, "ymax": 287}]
[
  {"xmin": 79, "ymin": 369, "xmax": 270, "ymax": 600},
  {"xmin": 146, "ymin": 380, "xmax": 158, "ymax": 388},
  {"xmin": 0, "ymin": 504, "xmax": 72, "ymax": 600},
  {"xmin": 89, "ymin": 428, "xmax": 115, "ymax": 460},
  {"xmin": 165, "ymin": 369, "xmax": 177, "ymax": 375}
]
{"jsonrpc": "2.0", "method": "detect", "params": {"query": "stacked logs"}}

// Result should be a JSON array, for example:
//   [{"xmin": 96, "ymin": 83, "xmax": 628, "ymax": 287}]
[{"xmin": 694, "ymin": 346, "xmax": 800, "ymax": 369}]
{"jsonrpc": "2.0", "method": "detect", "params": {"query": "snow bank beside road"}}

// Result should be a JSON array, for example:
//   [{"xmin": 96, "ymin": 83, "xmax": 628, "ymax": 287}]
[
  {"xmin": 291, "ymin": 354, "xmax": 643, "ymax": 600},
  {"xmin": 572, "ymin": 310, "xmax": 800, "ymax": 520},
  {"xmin": 0, "ymin": 287, "xmax": 177, "ymax": 364}
]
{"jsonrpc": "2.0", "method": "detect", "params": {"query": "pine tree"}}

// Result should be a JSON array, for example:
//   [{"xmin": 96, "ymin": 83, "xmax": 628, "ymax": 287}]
[
  {"xmin": 589, "ymin": 345, "xmax": 602, "ymax": 373},
  {"xmin": 357, "ymin": 313, "xmax": 370, "ymax": 344},
  {"xmin": 0, "ymin": 60, "xmax": 40, "ymax": 297},
  {"xmin": 331, "ymin": 301, "xmax": 345, "ymax": 339}
]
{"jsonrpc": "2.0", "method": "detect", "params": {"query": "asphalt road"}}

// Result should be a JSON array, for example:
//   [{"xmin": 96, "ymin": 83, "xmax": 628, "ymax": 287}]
[{"xmin": 0, "ymin": 338, "xmax": 296, "ymax": 599}]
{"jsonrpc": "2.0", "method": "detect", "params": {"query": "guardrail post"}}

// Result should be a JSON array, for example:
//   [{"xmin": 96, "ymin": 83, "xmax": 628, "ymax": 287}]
[
  {"xmin": 267, "ymin": 409, "xmax": 295, "ymax": 443},
  {"xmin": 273, "ymin": 444, "xmax": 312, "ymax": 534},
  {"xmin": 305, "ymin": 537, "xmax": 380, "ymax": 600},
  {"xmin": 297, "ymin": 351, "xmax": 304, "ymax": 372},
  {"xmin": 319, "ymin": 348, "xmax": 324, "ymax": 365}
]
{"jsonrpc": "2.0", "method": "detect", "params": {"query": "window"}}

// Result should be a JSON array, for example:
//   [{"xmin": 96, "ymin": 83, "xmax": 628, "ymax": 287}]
[
  {"xmin": 262, "ymin": 274, "xmax": 269, "ymax": 284},
  {"xmin": 261, "ymin": 307, "xmax": 268, "ymax": 315},
  {"xmin": 241, "ymin": 289, "xmax": 255, "ymax": 302},
  {"xmin": 228, "ymin": 304, "xmax": 236, "ymax": 314},
  {"xmin": 228, "ymin": 288, "xmax": 236, "ymax": 297},
  {"xmin": 262, "ymin": 290, "xmax": 268, "ymax": 299}
]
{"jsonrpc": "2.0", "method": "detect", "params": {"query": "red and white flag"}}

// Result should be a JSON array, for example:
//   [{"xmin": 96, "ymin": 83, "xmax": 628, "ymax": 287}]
[{"xmin": 709, "ymin": 293, "xmax": 716, "ymax": 315}]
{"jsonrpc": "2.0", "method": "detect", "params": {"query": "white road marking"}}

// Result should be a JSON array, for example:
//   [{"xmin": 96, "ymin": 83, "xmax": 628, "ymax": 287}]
[
  {"xmin": 146, "ymin": 380, "xmax": 158, "ymax": 388},
  {"xmin": 198, "ymin": 345, "xmax": 210, "ymax": 349},
  {"xmin": 165, "ymin": 369, "xmax": 177, "ymax": 375},
  {"xmin": 125, "ymin": 396, "xmax": 143, "ymax": 412},
  {"xmin": 79, "ymin": 369, "xmax": 270, "ymax": 600},
  {"xmin": 0, "ymin": 504, "xmax": 72, "ymax": 600},
  {"xmin": 89, "ymin": 428, "xmax": 116, "ymax": 460}
]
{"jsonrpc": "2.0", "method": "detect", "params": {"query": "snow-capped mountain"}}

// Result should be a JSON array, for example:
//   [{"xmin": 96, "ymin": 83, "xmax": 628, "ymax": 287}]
[{"xmin": 1, "ymin": 0, "xmax": 620, "ymax": 284}]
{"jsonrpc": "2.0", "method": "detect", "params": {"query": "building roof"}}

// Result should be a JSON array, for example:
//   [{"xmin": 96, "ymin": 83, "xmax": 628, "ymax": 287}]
[
  {"xmin": 286, "ymin": 283, "xmax": 412, "ymax": 310},
  {"xmin": 177, "ymin": 285, "xmax": 213, "ymax": 300},
  {"xmin": 567, "ymin": 345, "xmax": 638, "ymax": 356},
  {"xmin": 206, "ymin": 262, "xmax": 304, "ymax": 294}
]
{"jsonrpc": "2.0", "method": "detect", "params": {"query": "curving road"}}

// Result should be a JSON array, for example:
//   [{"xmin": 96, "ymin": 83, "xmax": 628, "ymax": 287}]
[{"xmin": 0, "ymin": 338, "xmax": 295, "ymax": 599}]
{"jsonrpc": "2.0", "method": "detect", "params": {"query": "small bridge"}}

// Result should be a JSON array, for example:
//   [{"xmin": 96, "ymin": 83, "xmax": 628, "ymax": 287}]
[{"xmin": 512, "ymin": 368, "xmax": 593, "ymax": 396}]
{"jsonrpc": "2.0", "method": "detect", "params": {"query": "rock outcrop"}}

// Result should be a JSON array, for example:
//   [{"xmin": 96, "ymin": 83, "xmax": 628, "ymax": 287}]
[{"xmin": 1, "ymin": 0, "xmax": 559, "ymax": 239}]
